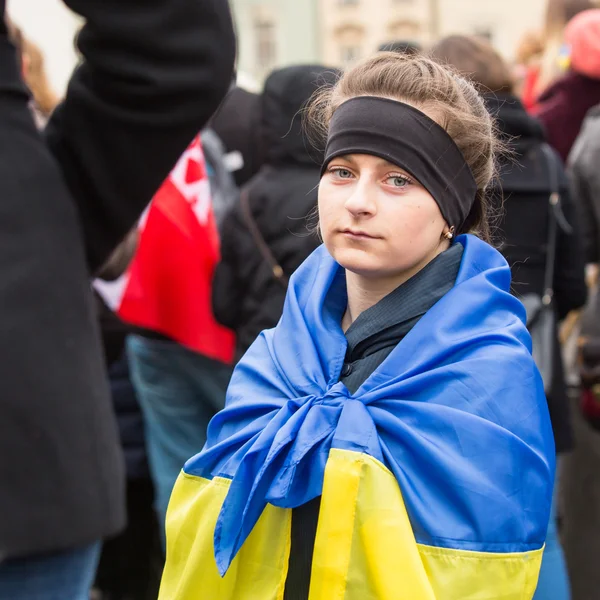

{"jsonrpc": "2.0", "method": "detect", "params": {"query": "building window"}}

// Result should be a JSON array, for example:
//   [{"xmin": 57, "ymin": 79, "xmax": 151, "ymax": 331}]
[
  {"xmin": 388, "ymin": 19, "xmax": 421, "ymax": 40},
  {"xmin": 255, "ymin": 20, "xmax": 276, "ymax": 70},
  {"xmin": 340, "ymin": 45, "xmax": 361, "ymax": 65}
]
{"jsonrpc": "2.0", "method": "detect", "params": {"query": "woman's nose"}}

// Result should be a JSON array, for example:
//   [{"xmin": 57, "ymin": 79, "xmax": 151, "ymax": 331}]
[{"xmin": 343, "ymin": 179, "xmax": 377, "ymax": 217}]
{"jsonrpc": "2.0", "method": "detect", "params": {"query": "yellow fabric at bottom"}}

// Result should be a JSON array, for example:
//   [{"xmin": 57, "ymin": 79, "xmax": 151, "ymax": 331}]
[
  {"xmin": 158, "ymin": 472, "xmax": 291, "ymax": 600},
  {"xmin": 309, "ymin": 448, "xmax": 544, "ymax": 600},
  {"xmin": 158, "ymin": 450, "xmax": 544, "ymax": 599}
]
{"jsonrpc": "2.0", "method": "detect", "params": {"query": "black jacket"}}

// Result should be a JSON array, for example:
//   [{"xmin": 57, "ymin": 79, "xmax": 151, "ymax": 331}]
[
  {"xmin": 213, "ymin": 65, "xmax": 339, "ymax": 359},
  {"xmin": 0, "ymin": 0, "xmax": 234, "ymax": 560},
  {"xmin": 489, "ymin": 94, "xmax": 587, "ymax": 452},
  {"xmin": 570, "ymin": 104, "xmax": 600, "ymax": 265}
]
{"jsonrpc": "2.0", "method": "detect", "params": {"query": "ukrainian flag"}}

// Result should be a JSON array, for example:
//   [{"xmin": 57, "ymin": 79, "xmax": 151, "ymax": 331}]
[{"xmin": 159, "ymin": 235, "xmax": 555, "ymax": 599}]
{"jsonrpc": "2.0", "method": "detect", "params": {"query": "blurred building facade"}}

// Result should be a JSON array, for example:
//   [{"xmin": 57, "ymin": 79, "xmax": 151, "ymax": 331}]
[
  {"xmin": 320, "ymin": 0, "xmax": 547, "ymax": 67},
  {"xmin": 230, "ymin": 0, "xmax": 321, "ymax": 84},
  {"xmin": 7, "ymin": 0, "xmax": 81, "ymax": 96},
  {"xmin": 436, "ymin": 0, "xmax": 546, "ymax": 61},
  {"xmin": 10, "ymin": 0, "xmax": 548, "ymax": 93},
  {"xmin": 320, "ymin": 0, "xmax": 433, "ymax": 68}
]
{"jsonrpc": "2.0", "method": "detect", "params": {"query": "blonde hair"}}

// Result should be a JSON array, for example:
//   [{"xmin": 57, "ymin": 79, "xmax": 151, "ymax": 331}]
[{"xmin": 306, "ymin": 52, "xmax": 501, "ymax": 242}]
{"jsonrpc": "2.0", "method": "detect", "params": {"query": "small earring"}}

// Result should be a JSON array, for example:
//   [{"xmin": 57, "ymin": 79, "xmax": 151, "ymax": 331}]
[{"xmin": 443, "ymin": 226, "xmax": 455, "ymax": 241}]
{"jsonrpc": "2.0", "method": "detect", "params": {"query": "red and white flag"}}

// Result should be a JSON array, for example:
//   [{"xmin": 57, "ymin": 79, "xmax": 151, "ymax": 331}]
[{"xmin": 95, "ymin": 136, "xmax": 235, "ymax": 364}]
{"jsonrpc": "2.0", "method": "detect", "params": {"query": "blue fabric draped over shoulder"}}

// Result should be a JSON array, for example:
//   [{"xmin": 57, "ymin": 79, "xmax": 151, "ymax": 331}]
[{"xmin": 183, "ymin": 234, "xmax": 555, "ymax": 576}]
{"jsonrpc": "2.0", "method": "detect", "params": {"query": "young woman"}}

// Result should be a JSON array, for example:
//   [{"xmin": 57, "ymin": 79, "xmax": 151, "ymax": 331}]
[{"xmin": 158, "ymin": 53, "xmax": 555, "ymax": 600}]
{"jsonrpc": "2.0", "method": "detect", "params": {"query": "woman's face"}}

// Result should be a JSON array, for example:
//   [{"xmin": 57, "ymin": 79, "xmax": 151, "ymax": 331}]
[{"xmin": 318, "ymin": 153, "xmax": 450, "ymax": 282}]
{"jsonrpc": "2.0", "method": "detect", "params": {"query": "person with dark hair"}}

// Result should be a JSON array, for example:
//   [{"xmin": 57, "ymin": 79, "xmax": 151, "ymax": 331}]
[
  {"xmin": 213, "ymin": 64, "xmax": 340, "ymax": 360},
  {"xmin": 378, "ymin": 39, "xmax": 421, "ymax": 55},
  {"xmin": 431, "ymin": 33, "xmax": 587, "ymax": 600},
  {"xmin": 0, "ymin": 0, "xmax": 234, "ymax": 597},
  {"xmin": 160, "ymin": 53, "xmax": 554, "ymax": 600}
]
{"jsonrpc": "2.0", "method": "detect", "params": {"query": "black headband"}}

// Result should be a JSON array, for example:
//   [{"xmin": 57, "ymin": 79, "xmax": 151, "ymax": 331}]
[{"xmin": 321, "ymin": 97, "xmax": 477, "ymax": 232}]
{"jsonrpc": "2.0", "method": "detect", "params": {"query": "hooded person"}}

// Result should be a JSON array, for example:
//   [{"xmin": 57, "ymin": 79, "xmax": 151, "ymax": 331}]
[
  {"xmin": 213, "ymin": 64, "xmax": 341, "ymax": 360},
  {"xmin": 534, "ymin": 8, "xmax": 600, "ymax": 162},
  {"xmin": 159, "ymin": 53, "xmax": 554, "ymax": 600}
]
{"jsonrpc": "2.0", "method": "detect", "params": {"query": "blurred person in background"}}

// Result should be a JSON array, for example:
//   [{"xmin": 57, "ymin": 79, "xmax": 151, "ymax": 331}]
[
  {"xmin": 211, "ymin": 84, "xmax": 263, "ymax": 188},
  {"xmin": 213, "ymin": 65, "xmax": 340, "ymax": 360},
  {"xmin": 562, "ymin": 102, "xmax": 600, "ymax": 599},
  {"xmin": 94, "ymin": 234, "xmax": 162, "ymax": 600},
  {"xmin": 520, "ymin": 0, "xmax": 596, "ymax": 110},
  {"xmin": 0, "ymin": 0, "xmax": 234, "ymax": 598},
  {"xmin": 533, "ymin": 8, "xmax": 600, "ymax": 162},
  {"xmin": 123, "ymin": 135, "xmax": 236, "ymax": 547},
  {"xmin": 201, "ymin": 127, "xmax": 239, "ymax": 227},
  {"xmin": 514, "ymin": 31, "xmax": 545, "ymax": 99},
  {"xmin": 431, "ymin": 34, "xmax": 587, "ymax": 600},
  {"xmin": 377, "ymin": 40, "xmax": 422, "ymax": 55}
]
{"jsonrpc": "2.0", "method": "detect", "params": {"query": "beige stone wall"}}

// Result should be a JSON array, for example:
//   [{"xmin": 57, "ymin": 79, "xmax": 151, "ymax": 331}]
[
  {"xmin": 320, "ymin": 0, "xmax": 431, "ymax": 68},
  {"xmin": 436, "ymin": 0, "xmax": 547, "ymax": 60},
  {"xmin": 7, "ymin": 0, "xmax": 82, "ymax": 96},
  {"xmin": 320, "ymin": 0, "xmax": 547, "ymax": 69},
  {"xmin": 231, "ymin": 0, "xmax": 321, "ymax": 85}
]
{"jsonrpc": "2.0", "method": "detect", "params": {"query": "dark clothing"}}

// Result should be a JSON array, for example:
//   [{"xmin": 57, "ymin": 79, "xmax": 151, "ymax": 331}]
[
  {"xmin": 569, "ymin": 104, "xmax": 600, "ymax": 265},
  {"xmin": 211, "ymin": 87, "xmax": 263, "ymax": 187},
  {"xmin": 213, "ymin": 65, "xmax": 339, "ymax": 360},
  {"xmin": 284, "ymin": 245, "xmax": 464, "ymax": 600},
  {"xmin": 570, "ymin": 107, "xmax": 600, "ymax": 369},
  {"xmin": 534, "ymin": 71, "xmax": 600, "ymax": 163},
  {"xmin": 342, "ymin": 243, "xmax": 464, "ymax": 394},
  {"xmin": 108, "ymin": 354, "xmax": 149, "ymax": 481},
  {"xmin": 0, "ymin": 0, "xmax": 234, "ymax": 560},
  {"xmin": 94, "ymin": 479, "xmax": 162, "ymax": 600},
  {"xmin": 489, "ymin": 94, "xmax": 587, "ymax": 452}
]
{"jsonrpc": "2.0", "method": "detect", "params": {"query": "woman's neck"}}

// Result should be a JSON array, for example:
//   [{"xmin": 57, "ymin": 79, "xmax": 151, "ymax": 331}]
[
  {"xmin": 342, "ymin": 243, "xmax": 450, "ymax": 332},
  {"xmin": 342, "ymin": 270, "xmax": 413, "ymax": 332}
]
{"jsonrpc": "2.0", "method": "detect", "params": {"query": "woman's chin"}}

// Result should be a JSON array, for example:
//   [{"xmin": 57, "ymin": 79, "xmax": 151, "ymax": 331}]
[{"xmin": 330, "ymin": 247, "xmax": 387, "ymax": 278}]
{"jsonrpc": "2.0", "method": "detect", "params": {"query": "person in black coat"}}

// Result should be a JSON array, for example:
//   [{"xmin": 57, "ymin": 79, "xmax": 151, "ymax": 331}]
[
  {"xmin": 213, "ymin": 65, "xmax": 340, "ymax": 360},
  {"xmin": 431, "ymin": 34, "xmax": 587, "ymax": 600},
  {"xmin": 0, "ymin": 0, "xmax": 234, "ymax": 597}
]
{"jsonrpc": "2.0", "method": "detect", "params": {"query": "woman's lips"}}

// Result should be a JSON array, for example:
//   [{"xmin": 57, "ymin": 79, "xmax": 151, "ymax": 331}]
[{"xmin": 340, "ymin": 229, "xmax": 380, "ymax": 240}]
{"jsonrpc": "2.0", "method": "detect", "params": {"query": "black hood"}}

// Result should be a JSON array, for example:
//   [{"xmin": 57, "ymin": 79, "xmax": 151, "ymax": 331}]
[
  {"xmin": 484, "ymin": 93, "xmax": 545, "ymax": 153},
  {"xmin": 484, "ymin": 93, "xmax": 568, "ymax": 194},
  {"xmin": 260, "ymin": 65, "xmax": 340, "ymax": 167}
]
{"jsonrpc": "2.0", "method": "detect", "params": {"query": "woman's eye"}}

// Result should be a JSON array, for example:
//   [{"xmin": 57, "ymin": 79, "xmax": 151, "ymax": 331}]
[
  {"xmin": 387, "ymin": 175, "xmax": 411, "ymax": 188},
  {"xmin": 331, "ymin": 167, "xmax": 353, "ymax": 179}
]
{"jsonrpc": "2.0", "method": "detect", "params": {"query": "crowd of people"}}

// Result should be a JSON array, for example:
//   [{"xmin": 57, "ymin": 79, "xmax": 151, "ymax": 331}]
[{"xmin": 4, "ymin": 0, "xmax": 600, "ymax": 598}]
